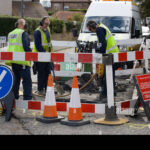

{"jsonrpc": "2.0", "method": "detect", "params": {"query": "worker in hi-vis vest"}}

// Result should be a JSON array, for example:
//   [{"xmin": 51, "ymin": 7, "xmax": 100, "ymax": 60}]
[
  {"xmin": 87, "ymin": 20, "xmax": 119, "ymax": 103},
  {"xmin": 6, "ymin": 18, "xmax": 32, "ymax": 100},
  {"xmin": 33, "ymin": 16, "xmax": 53, "ymax": 96}
]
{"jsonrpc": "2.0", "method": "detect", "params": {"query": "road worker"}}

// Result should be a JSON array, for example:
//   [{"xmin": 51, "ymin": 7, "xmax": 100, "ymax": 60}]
[
  {"xmin": 87, "ymin": 20, "xmax": 119, "ymax": 102},
  {"xmin": 33, "ymin": 16, "xmax": 53, "ymax": 96},
  {"xmin": 6, "ymin": 18, "xmax": 32, "ymax": 100}
]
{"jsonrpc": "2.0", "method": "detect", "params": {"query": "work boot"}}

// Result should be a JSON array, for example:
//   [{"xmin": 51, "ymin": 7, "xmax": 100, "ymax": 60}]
[{"xmin": 37, "ymin": 90, "xmax": 45, "ymax": 96}]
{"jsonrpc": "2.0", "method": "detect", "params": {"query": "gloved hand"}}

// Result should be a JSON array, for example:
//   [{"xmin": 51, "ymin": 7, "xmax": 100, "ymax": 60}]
[{"xmin": 96, "ymin": 64, "xmax": 104, "ymax": 78}]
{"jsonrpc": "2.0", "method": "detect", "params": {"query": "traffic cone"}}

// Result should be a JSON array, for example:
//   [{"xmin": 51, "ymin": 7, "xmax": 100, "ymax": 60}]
[
  {"xmin": 36, "ymin": 74, "xmax": 64, "ymax": 123},
  {"xmin": 61, "ymin": 76, "xmax": 90, "ymax": 126}
]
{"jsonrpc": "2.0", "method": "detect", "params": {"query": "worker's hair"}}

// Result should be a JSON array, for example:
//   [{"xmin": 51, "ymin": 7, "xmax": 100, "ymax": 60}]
[
  {"xmin": 87, "ymin": 20, "xmax": 97, "ymax": 29},
  {"xmin": 40, "ymin": 16, "xmax": 50, "ymax": 26},
  {"xmin": 15, "ymin": 18, "xmax": 26, "ymax": 28}
]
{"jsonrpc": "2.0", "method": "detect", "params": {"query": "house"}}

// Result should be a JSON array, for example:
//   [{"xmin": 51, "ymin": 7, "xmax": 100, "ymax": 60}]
[
  {"xmin": 50, "ymin": 0, "xmax": 91, "ymax": 12},
  {"xmin": 52, "ymin": 10, "xmax": 84, "ymax": 21},
  {"xmin": 0, "ymin": 0, "xmax": 12, "ymax": 16},
  {"xmin": 0, "ymin": 0, "xmax": 48, "ymax": 18}
]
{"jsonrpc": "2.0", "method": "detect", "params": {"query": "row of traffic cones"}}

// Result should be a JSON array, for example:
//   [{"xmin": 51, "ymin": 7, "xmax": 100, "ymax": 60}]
[{"xmin": 36, "ymin": 73, "xmax": 90, "ymax": 126}]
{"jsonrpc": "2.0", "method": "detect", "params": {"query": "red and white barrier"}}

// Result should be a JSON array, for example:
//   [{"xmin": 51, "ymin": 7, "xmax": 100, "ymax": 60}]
[
  {"xmin": 1, "ymin": 50, "xmax": 150, "ymax": 64},
  {"xmin": 113, "ymin": 50, "xmax": 150, "ymax": 63},
  {"xmin": 0, "ymin": 52, "xmax": 102, "ymax": 64},
  {"xmin": 13, "ymin": 99, "xmax": 137, "ymax": 116},
  {"xmin": 1, "ymin": 51, "xmax": 146, "ymax": 117}
]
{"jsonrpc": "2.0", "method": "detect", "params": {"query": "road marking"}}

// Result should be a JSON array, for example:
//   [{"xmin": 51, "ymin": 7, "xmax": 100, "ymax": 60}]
[
  {"xmin": 124, "ymin": 123, "xmax": 150, "ymax": 129},
  {"xmin": 0, "ymin": 70, "xmax": 7, "ymax": 83}
]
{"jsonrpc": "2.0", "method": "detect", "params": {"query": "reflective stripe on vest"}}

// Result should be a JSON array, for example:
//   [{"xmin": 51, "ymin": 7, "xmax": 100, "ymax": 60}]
[
  {"xmin": 106, "ymin": 34, "xmax": 112, "ymax": 40},
  {"xmin": 99, "ymin": 23, "xmax": 119, "ymax": 54},
  {"xmin": 106, "ymin": 45, "xmax": 118, "ymax": 54},
  {"xmin": 6, "ymin": 28, "xmax": 31, "ymax": 67},
  {"xmin": 8, "ymin": 43, "xmax": 23, "ymax": 46},
  {"xmin": 33, "ymin": 27, "xmax": 52, "ymax": 52},
  {"xmin": 8, "ymin": 30, "xmax": 23, "ymax": 46}
]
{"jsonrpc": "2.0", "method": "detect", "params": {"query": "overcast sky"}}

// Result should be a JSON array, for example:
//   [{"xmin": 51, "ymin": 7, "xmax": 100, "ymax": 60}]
[
  {"xmin": 40, "ymin": 0, "xmax": 51, "ymax": 3},
  {"xmin": 40, "ymin": 0, "xmax": 51, "ymax": 7}
]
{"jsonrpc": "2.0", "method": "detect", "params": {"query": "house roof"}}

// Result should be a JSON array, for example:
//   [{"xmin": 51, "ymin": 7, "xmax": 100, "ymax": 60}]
[
  {"xmin": 52, "ymin": 11, "xmax": 84, "ymax": 21},
  {"xmin": 12, "ymin": 1, "xmax": 48, "ymax": 18}
]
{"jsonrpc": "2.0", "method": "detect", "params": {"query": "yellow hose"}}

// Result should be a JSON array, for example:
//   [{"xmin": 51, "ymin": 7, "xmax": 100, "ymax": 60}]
[{"xmin": 33, "ymin": 73, "xmax": 97, "ymax": 98}]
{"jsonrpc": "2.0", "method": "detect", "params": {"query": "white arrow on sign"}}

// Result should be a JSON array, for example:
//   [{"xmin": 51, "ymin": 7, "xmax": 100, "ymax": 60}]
[{"xmin": 0, "ymin": 70, "xmax": 7, "ymax": 83}]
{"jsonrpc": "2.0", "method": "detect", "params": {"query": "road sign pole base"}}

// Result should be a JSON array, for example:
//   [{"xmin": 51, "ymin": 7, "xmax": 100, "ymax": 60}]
[
  {"xmin": 36, "ymin": 116, "xmax": 64, "ymax": 124},
  {"xmin": 61, "ymin": 118, "xmax": 90, "ymax": 126},
  {"xmin": 93, "ymin": 118, "xmax": 129, "ymax": 126},
  {"xmin": 2, "ymin": 91, "xmax": 15, "ymax": 121},
  {"xmin": 93, "ymin": 105, "xmax": 129, "ymax": 126}
]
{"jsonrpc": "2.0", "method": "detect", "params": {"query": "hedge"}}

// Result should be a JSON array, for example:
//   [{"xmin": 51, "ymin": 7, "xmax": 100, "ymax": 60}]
[
  {"xmin": 67, "ymin": 9, "xmax": 87, "ymax": 13},
  {"xmin": 50, "ymin": 18, "xmax": 64, "ymax": 34},
  {"xmin": 65, "ymin": 21, "xmax": 82, "ymax": 33},
  {"xmin": 0, "ymin": 15, "xmax": 64, "ymax": 37}
]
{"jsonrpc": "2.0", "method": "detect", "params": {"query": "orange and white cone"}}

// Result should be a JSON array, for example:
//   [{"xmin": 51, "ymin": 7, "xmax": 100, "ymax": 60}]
[
  {"xmin": 36, "ymin": 74, "xmax": 64, "ymax": 123},
  {"xmin": 61, "ymin": 76, "xmax": 90, "ymax": 126}
]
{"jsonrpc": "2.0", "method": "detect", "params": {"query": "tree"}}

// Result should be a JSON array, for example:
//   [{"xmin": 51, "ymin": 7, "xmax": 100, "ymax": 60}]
[{"xmin": 136, "ymin": 0, "xmax": 150, "ymax": 18}]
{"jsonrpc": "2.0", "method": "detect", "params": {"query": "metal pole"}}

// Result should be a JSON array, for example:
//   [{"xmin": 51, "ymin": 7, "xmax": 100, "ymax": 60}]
[
  {"xmin": 21, "ymin": 0, "xmax": 24, "ymax": 18},
  {"xmin": 63, "ymin": 0, "xmax": 64, "ymax": 11},
  {"xmin": 106, "ymin": 64, "xmax": 114, "ymax": 108},
  {"xmin": 103, "ymin": 54, "xmax": 114, "ymax": 108}
]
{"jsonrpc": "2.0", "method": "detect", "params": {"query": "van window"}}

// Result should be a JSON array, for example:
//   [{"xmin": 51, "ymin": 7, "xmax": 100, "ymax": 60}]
[{"xmin": 82, "ymin": 16, "xmax": 131, "ymax": 33}]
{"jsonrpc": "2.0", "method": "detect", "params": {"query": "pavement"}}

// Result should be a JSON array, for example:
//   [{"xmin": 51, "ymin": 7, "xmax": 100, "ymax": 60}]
[
  {"xmin": 0, "ymin": 44, "xmax": 150, "ymax": 135},
  {"xmin": 0, "ymin": 109, "xmax": 149, "ymax": 135}
]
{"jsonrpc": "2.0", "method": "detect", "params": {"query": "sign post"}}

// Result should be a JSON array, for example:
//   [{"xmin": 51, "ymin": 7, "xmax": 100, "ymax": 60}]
[
  {"xmin": 134, "ymin": 74, "xmax": 150, "ymax": 121},
  {"xmin": 0, "ymin": 36, "xmax": 7, "ymax": 49},
  {"xmin": 0, "ymin": 65, "xmax": 15, "ymax": 121},
  {"xmin": 0, "ymin": 36, "xmax": 6, "ymax": 44}
]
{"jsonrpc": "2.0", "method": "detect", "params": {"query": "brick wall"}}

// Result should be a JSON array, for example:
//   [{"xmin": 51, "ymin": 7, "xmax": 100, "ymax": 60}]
[
  {"xmin": 50, "ymin": 0, "xmax": 90, "ymax": 12},
  {"xmin": 0, "ymin": 0, "xmax": 12, "ymax": 16}
]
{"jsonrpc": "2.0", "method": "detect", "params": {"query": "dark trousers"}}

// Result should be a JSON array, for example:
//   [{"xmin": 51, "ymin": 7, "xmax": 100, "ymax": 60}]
[
  {"xmin": 36, "ymin": 62, "xmax": 51, "ymax": 91},
  {"xmin": 12, "ymin": 64, "xmax": 32, "ymax": 100},
  {"xmin": 101, "ymin": 64, "xmax": 116, "ymax": 97}
]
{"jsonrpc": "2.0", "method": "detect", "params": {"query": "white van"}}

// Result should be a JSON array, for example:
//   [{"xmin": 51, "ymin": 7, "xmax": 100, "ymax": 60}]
[
  {"xmin": 78, "ymin": 0, "xmax": 142, "ymax": 44},
  {"xmin": 142, "ymin": 26, "xmax": 150, "ymax": 38}
]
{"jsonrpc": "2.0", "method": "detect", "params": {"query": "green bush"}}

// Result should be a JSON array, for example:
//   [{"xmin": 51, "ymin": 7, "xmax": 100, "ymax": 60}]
[
  {"xmin": 65, "ymin": 21, "xmax": 82, "ymax": 33},
  {"xmin": 65, "ymin": 21, "xmax": 75, "ymax": 32},
  {"xmin": 25, "ymin": 17, "xmax": 41, "ymax": 35},
  {"xmin": 48, "ymin": 11, "xmax": 54, "ymax": 16},
  {"xmin": 0, "ymin": 15, "xmax": 64, "ymax": 37},
  {"xmin": 0, "ymin": 16, "xmax": 19, "ymax": 36},
  {"xmin": 73, "ymin": 13, "xmax": 84, "ymax": 22},
  {"xmin": 67, "ymin": 9, "xmax": 87, "ymax": 13},
  {"xmin": 50, "ymin": 18, "xmax": 64, "ymax": 33}
]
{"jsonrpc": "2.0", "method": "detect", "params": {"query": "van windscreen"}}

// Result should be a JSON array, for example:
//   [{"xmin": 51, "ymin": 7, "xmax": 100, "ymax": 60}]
[{"xmin": 82, "ymin": 16, "xmax": 131, "ymax": 33}]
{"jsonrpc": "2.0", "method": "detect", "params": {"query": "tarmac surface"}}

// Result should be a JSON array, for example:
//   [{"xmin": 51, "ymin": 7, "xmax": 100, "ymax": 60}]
[
  {"xmin": 0, "ymin": 109, "xmax": 150, "ymax": 135},
  {"xmin": 0, "ymin": 44, "xmax": 150, "ymax": 135}
]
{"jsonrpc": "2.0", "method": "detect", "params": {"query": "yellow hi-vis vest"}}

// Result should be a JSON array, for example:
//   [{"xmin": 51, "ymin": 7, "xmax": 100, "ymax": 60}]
[
  {"xmin": 33, "ymin": 27, "xmax": 53, "ymax": 52},
  {"xmin": 6, "ymin": 28, "xmax": 31, "ymax": 67},
  {"xmin": 98, "ymin": 23, "xmax": 119, "ymax": 54}
]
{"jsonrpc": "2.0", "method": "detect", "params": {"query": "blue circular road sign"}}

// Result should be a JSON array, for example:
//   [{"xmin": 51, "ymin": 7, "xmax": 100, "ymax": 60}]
[{"xmin": 0, "ymin": 65, "xmax": 14, "ymax": 100}]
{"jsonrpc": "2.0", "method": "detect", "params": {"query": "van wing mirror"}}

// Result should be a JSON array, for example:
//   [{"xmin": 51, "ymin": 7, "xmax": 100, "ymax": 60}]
[{"xmin": 135, "ymin": 30, "xmax": 140, "ymax": 38}]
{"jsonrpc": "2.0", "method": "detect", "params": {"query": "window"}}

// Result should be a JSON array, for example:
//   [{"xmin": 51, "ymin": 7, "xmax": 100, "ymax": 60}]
[{"xmin": 82, "ymin": 16, "xmax": 131, "ymax": 33}]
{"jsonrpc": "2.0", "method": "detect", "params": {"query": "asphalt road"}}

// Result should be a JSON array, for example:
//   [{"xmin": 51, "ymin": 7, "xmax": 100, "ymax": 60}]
[{"xmin": 0, "ymin": 109, "xmax": 149, "ymax": 135}]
